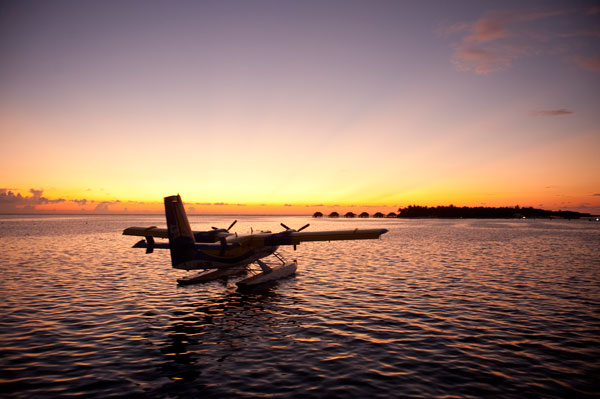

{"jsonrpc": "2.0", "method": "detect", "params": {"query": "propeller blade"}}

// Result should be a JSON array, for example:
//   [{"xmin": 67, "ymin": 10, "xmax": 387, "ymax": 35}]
[
  {"xmin": 281, "ymin": 223, "xmax": 291, "ymax": 230},
  {"xmin": 227, "ymin": 220, "xmax": 237, "ymax": 231},
  {"xmin": 297, "ymin": 223, "xmax": 310, "ymax": 232}
]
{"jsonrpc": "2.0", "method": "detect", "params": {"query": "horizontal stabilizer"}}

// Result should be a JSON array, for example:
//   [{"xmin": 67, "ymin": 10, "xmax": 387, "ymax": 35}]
[
  {"xmin": 123, "ymin": 226, "xmax": 168, "ymax": 238},
  {"xmin": 123, "ymin": 226, "xmax": 230, "ymax": 243}
]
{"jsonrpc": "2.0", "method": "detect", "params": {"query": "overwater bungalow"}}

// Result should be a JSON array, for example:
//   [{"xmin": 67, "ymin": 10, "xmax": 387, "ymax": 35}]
[
  {"xmin": 344, "ymin": 212, "xmax": 356, "ymax": 218},
  {"xmin": 329, "ymin": 211, "xmax": 339, "ymax": 218},
  {"xmin": 312, "ymin": 211, "xmax": 323, "ymax": 218},
  {"xmin": 373, "ymin": 212, "xmax": 384, "ymax": 218},
  {"xmin": 359, "ymin": 212, "xmax": 369, "ymax": 218}
]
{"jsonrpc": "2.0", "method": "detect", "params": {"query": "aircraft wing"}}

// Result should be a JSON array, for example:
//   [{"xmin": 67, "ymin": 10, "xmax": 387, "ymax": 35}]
[
  {"xmin": 229, "ymin": 228, "xmax": 388, "ymax": 248},
  {"xmin": 285, "ymin": 229, "xmax": 388, "ymax": 244}
]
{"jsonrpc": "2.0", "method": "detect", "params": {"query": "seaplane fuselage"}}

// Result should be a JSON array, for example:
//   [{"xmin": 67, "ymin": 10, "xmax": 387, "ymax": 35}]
[{"xmin": 124, "ymin": 195, "xmax": 388, "ymax": 285}]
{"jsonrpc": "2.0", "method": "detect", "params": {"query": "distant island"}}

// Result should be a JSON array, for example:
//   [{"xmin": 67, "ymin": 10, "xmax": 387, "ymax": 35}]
[{"xmin": 313, "ymin": 205, "xmax": 594, "ymax": 219}]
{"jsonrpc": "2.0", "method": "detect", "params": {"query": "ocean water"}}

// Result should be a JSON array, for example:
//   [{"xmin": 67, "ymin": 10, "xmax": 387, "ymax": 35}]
[{"xmin": 0, "ymin": 215, "xmax": 599, "ymax": 398}]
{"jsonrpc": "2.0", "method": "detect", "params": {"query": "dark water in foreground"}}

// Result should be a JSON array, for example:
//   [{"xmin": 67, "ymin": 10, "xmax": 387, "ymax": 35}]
[{"xmin": 0, "ymin": 215, "xmax": 599, "ymax": 398}]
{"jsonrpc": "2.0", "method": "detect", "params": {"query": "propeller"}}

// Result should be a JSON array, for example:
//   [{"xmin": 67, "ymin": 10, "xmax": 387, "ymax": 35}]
[
  {"xmin": 212, "ymin": 220, "xmax": 237, "ymax": 232},
  {"xmin": 211, "ymin": 220, "xmax": 236, "ymax": 255},
  {"xmin": 280, "ymin": 223, "xmax": 310, "ymax": 250},
  {"xmin": 280, "ymin": 223, "xmax": 310, "ymax": 232}
]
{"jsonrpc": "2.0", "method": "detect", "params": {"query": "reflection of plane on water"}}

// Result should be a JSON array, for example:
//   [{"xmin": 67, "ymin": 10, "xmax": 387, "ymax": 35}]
[{"xmin": 123, "ymin": 195, "xmax": 388, "ymax": 288}]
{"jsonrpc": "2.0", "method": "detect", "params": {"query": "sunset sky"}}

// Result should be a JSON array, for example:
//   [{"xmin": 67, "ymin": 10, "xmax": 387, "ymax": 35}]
[{"xmin": 1, "ymin": 0, "xmax": 599, "ymax": 214}]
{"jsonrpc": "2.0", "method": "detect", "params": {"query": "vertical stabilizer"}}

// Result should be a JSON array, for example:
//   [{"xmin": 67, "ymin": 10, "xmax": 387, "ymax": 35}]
[{"xmin": 164, "ymin": 195, "xmax": 196, "ymax": 267}]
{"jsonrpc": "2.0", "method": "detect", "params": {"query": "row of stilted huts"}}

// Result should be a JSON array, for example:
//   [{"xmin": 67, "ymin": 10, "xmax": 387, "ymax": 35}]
[{"xmin": 313, "ymin": 211, "xmax": 398, "ymax": 218}]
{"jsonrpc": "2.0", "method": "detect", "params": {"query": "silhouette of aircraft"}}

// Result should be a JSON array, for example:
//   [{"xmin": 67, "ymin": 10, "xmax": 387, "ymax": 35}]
[{"xmin": 123, "ymin": 195, "xmax": 388, "ymax": 287}]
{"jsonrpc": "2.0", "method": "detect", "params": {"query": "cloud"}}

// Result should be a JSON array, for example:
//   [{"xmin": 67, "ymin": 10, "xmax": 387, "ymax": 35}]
[
  {"xmin": 213, "ymin": 202, "xmax": 228, "ymax": 206},
  {"xmin": 28, "ymin": 188, "xmax": 65, "ymax": 204},
  {"xmin": 469, "ymin": 11, "xmax": 515, "ymax": 43},
  {"xmin": 453, "ymin": 42, "xmax": 526, "ymax": 74},
  {"xmin": 94, "ymin": 200, "xmax": 120, "ymax": 213},
  {"xmin": 94, "ymin": 203, "xmax": 110, "ymax": 212},
  {"xmin": 529, "ymin": 109, "xmax": 574, "ymax": 117},
  {"xmin": 0, "ymin": 189, "xmax": 128, "ymax": 213},
  {"xmin": 0, "ymin": 188, "xmax": 65, "ymax": 209},
  {"xmin": 593, "ymin": 193, "xmax": 600, "ymax": 196},
  {"xmin": 447, "ymin": 10, "xmax": 557, "ymax": 74},
  {"xmin": 0, "ymin": 189, "xmax": 24, "ymax": 204},
  {"xmin": 588, "ymin": 6, "xmax": 600, "ymax": 15},
  {"xmin": 445, "ymin": 8, "xmax": 599, "ymax": 74},
  {"xmin": 30, "ymin": 189, "xmax": 44, "ymax": 199},
  {"xmin": 574, "ymin": 53, "xmax": 600, "ymax": 71}
]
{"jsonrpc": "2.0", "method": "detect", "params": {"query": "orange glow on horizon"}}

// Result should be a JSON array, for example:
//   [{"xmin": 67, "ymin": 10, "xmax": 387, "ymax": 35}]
[{"xmin": 1, "ymin": 186, "xmax": 598, "ymax": 215}]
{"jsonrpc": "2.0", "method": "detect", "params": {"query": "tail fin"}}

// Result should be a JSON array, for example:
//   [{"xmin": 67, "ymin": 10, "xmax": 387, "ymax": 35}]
[{"xmin": 164, "ymin": 195, "xmax": 196, "ymax": 268}]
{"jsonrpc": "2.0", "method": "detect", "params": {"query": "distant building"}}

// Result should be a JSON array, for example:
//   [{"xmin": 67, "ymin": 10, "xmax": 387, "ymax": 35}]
[
  {"xmin": 386, "ymin": 212, "xmax": 397, "ymax": 218},
  {"xmin": 344, "ymin": 212, "xmax": 356, "ymax": 218},
  {"xmin": 359, "ymin": 212, "xmax": 369, "ymax": 218},
  {"xmin": 329, "ymin": 211, "xmax": 339, "ymax": 218},
  {"xmin": 313, "ymin": 211, "xmax": 323, "ymax": 218},
  {"xmin": 373, "ymin": 212, "xmax": 384, "ymax": 218}
]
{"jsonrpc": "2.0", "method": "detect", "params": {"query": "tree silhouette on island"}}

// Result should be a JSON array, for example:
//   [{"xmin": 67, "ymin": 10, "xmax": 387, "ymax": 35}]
[{"xmin": 396, "ymin": 205, "xmax": 591, "ymax": 219}]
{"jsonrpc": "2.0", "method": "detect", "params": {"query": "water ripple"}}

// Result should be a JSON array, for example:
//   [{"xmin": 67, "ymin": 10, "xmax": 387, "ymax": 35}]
[{"xmin": 0, "ymin": 216, "xmax": 599, "ymax": 398}]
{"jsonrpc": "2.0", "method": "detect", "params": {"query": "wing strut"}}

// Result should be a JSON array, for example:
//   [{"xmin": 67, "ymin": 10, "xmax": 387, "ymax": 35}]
[
  {"xmin": 256, "ymin": 259, "xmax": 272, "ymax": 273},
  {"xmin": 145, "ymin": 236, "xmax": 155, "ymax": 254}
]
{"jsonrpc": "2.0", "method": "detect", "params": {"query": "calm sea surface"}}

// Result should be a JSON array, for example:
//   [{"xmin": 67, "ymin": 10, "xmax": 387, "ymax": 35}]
[{"xmin": 1, "ymin": 215, "xmax": 599, "ymax": 398}]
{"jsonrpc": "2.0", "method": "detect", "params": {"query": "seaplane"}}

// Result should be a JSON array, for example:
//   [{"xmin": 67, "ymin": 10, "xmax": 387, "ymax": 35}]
[{"xmin": 123, "ymin": 195, "xmax": 388, "ymax": 288}]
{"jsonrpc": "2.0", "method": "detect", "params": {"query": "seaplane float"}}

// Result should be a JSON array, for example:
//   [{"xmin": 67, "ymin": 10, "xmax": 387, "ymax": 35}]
[{"xmin": 123, "ymin": 195, "xmax": 388, "ymax": 288}]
